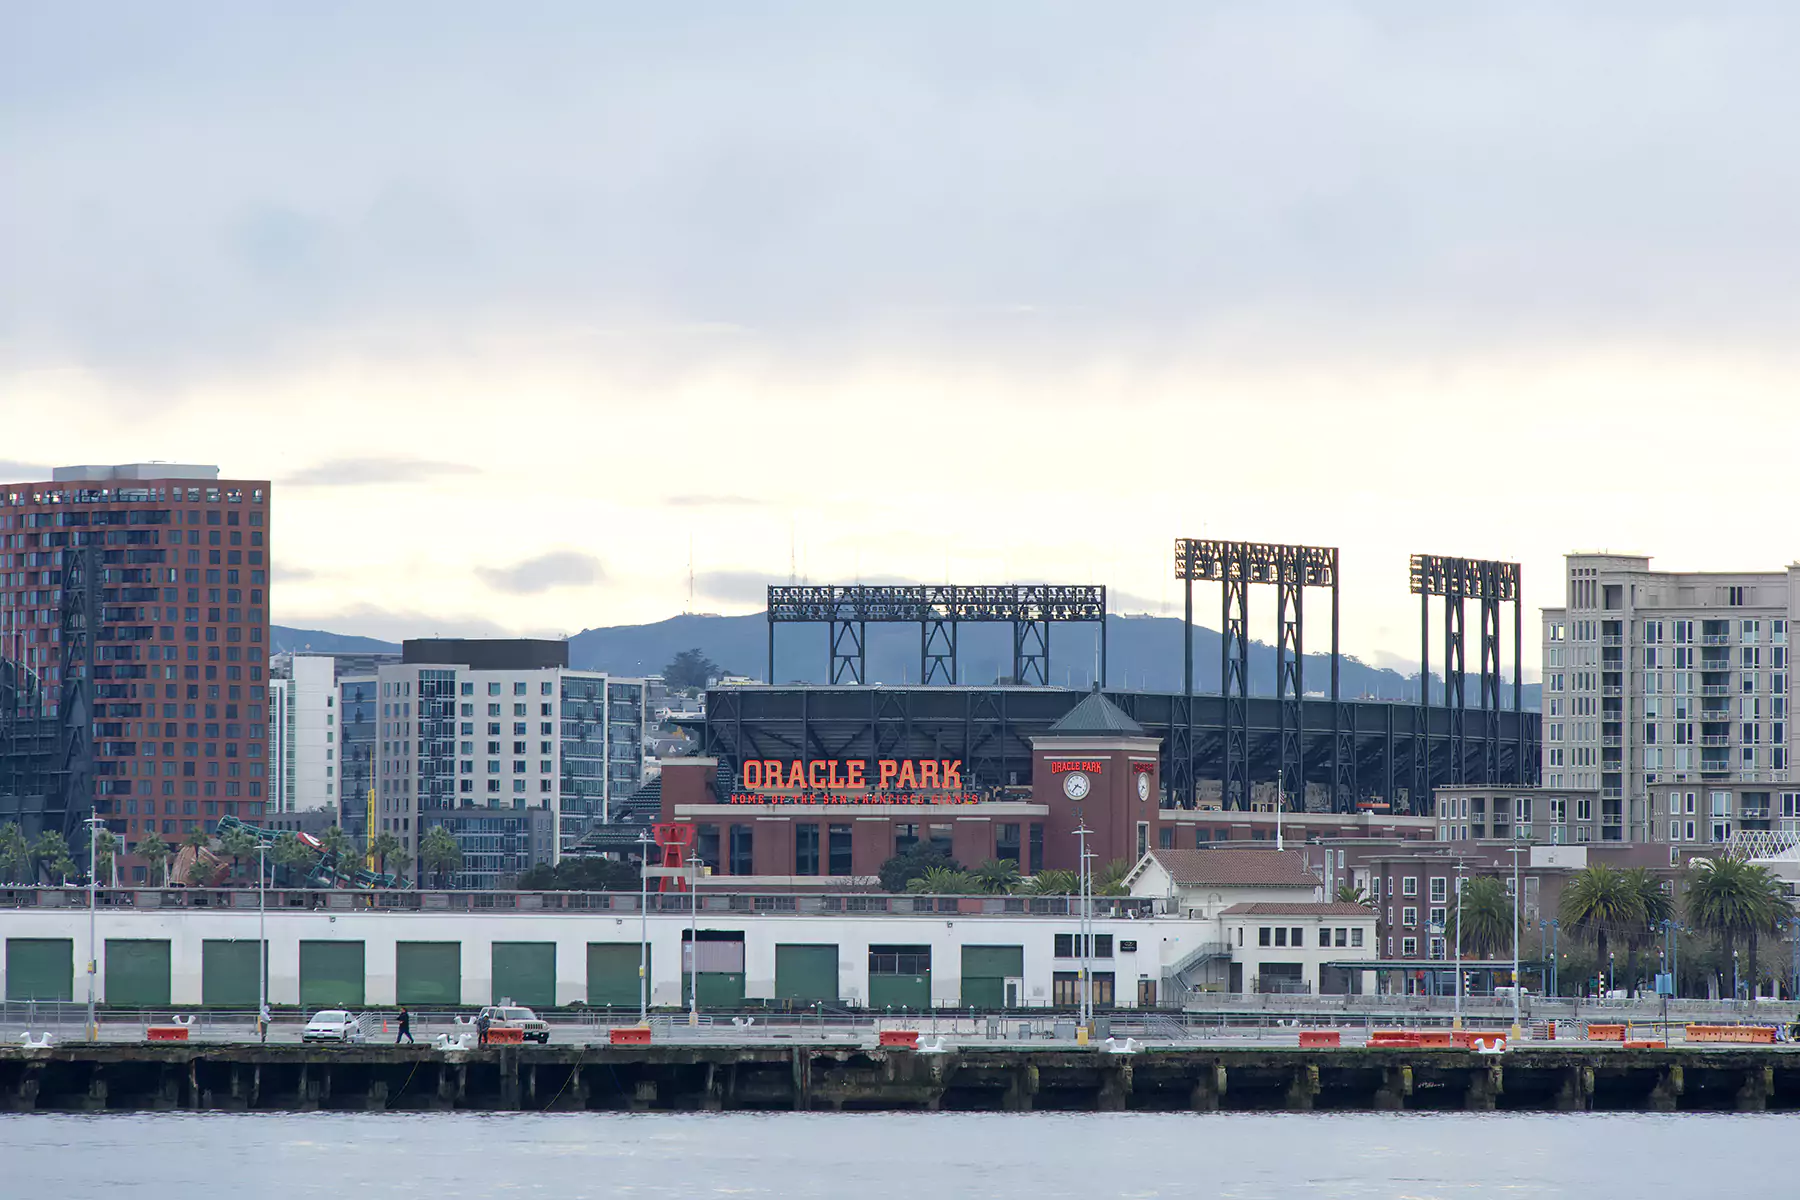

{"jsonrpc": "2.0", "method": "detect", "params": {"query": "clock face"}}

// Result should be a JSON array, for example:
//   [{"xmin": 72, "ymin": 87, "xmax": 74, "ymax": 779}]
[
  {"xmin": 1136, "ymin": 772, "xmax": 1151, "ymax": 801},
  {"xmin": 1063, "ymin": 771, "xmax": 1091, "ymax": 801}
]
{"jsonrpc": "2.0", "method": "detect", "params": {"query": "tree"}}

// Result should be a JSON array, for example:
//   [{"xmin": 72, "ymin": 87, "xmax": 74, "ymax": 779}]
[
  {"xmin": 1094, "ymin": 859, "xmax": 1134, "ymax": 897},
  {"xmin": 1559, "ymin": 864, "xmax": 1644, "ymax": 986},
  {"xmin": 136, "ymin": 830, "xmax": 172, "ymax": 887},
  {"xmin": 1685, "ymin": 857, "xmax": 1795, "ymax": 1001},
  {"xmin": 420, "ymin": 825, "xmax": 464, "ymax": 888},
  {"xmin": 272, "ymin": 831, "xmax": 314, "ymax": 884},
  {"xmin": 367, "ymin": 831, "xmax": 406, "ymax": 877},
  {"xmin": 0, "ymin": 822, "xmax": 29, "ymax": 885},
  {"xmin": 517, "ymin": 856, "xmax": 639, "ymax": 891},
  {"xmin": 1620, "ymin": 867, "xmax": 1676, "ymax": 990},
  {"xmin": 219, "ymin": 827, "xmax": 260, "ymax": 885},
  {"xmin": 1022, "ymin": 869, "xmax": 1079, "ymax": 896},
  {"xmin": 1446, "ymin": 876, "xmax": 1514, "ymax": 960},
  {"xmin": 905, "ymin": 866, "xmax": 979, "ymax": 894},
  {"xmin": 971, "ymin": 859, "xmax": 1021, "ymax": 895},
  {"xmin": 663, "ymin": 648, "xmax": 724, "ymax": 692},
  {"xmin": 93, "ymin": 828, "xmax": 120, "ymax": 886},
  {"xmin": 31, "ymin": 830, "xmax": 74, "ymax": 885},
  {"xmin": 186, "ymin": 856, "xmax": 224, "ymax": 888},
  {"xmin": 877, "ymin": 846, "xmax": 961, "ymax": 893},
  {"xmin": 184, "ymin": 826, "xmax": 212, "ymax": 855},
  {"xmin": 1335, "ymin": 883, "xmax": 1372, "ymax": 907},
  {"xmin": 317, "ymin": 825, "xmax": 352, "ymax": 865}
]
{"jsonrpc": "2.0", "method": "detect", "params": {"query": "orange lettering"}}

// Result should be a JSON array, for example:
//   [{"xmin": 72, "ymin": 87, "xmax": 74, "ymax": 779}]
[
  {"xmin": 743, "ymin": 761, "xmax": 762, "ymax": 788},
  {"xmin": 944, "ymin": 760, "xmax": 962, "ymax": 789},
  {"xmin": 786, "ymin": 760, "xmax": 806, "ymax": 789},
  {"xmin": 920, "ymin": 760, "xmax": 939, "ymax": 789},
  {"xmin": 879, "ymin": 760, "xmax": 898, "ymax": 789},
  {"xmin": 897, "ymin": 760, "xmax": 917, "ymax": 789},
  {"xmin": 828, "ymin": 760, "xmax": 845, "ymax": 789},
  {"xmin": 848, "ymin": 760, "xmax": 866, "ymax": 789},
  {"xmin": 808, "ymin": 760, "xmax": 826, "ymax": 789},
  {"xmin": 764, "ymin": 760, "xmax": 783, "ymax": 788}
]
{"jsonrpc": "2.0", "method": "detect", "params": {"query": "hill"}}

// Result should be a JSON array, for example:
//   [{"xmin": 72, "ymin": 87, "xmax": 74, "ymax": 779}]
[{"xmin": 274, "ymin": 612, "xmax": 1538, "ymax": 708}]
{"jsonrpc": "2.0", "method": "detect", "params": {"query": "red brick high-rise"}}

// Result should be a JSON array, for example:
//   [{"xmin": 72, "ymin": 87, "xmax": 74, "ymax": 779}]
[{"xmin": 0, "ymin": 464, "xmax": 271, "ymax": 869}]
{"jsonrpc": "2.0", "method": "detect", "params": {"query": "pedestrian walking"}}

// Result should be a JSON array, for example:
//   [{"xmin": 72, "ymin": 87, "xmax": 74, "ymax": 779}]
[
  {"xmin": 396, "ymin": 1005, "xmax": 413, "ymax": 1044},
  {"xmin": 476, "ymin": 1009, "xmax": 491, "ymax": 1047}
]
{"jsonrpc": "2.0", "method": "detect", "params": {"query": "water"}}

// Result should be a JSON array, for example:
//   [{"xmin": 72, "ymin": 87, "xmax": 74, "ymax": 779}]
[{"xmin": 8, "ymin": 1111, "xmax": 1796, "ymax": 1198}]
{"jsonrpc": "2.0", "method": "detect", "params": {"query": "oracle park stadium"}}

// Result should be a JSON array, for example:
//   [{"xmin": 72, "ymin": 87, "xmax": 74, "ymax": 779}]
[{"xmin": 587, "ymin": 543, "xmax": 1540, "ymax": 849}]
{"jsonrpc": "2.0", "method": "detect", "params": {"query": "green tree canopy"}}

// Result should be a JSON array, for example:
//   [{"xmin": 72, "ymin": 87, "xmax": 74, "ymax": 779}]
[
  {"xmin": 1447, "ymin": 875, "xmax": 1515, "ymax": 960},
  {"xmin": 516, "ymin": 856, "xmax": 640, "ymax": 891},
  {"xmin": 663, "ymin": 648, "xmax": 724, "ymax": 691},
  {"xmin": 905, "ymin": 866, "xmax": 980, "ymax": 894},
  {"xmin": 0, "ymin": 822, "xmax": 29, "ymax": 884},
  {"xmin": 1685, "ymin": 857, "xmax": 1796, "ymax": 998},
  {"xmin": 136, "ymin": 830, "xmax": 172, "ymax": 886},
  {"xmin": 420, "ymin": 825, "xmax": 464, "ymax": 888},
  {"xmin": 1022, "ymin": 869, "xmax": 1079, "ymax": 896},
  {"xmin": 877, "ymin": 846, "xmax": 961, "ymax": 893},
  {"xmin": 32, "ymin": 830, "xmax": 74, "ymax": 885},
  {"xmin": 1559, "ymin": 864, "xmax": 1644, "ymax": 970},
  {"xmin": 971, "ymin": 858, "xmax": 1021, "ymax": 895},
  {"xmin": 1335, "ymin": 883, "xmax": 1372, "ymax": 907}
]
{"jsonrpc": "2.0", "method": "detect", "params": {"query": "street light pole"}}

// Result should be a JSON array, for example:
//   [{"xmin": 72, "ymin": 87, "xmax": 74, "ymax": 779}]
[
  {"xmin": 86, "ymin": 815, "xmax": 100, "ymax": 1043},
  {"xmin": 1452, "ymin": 859, "xmax": 1466, "ymax": 1032},
  {"xmin": 1506, "ymin": 845, "xmax": 1525, "ymax": 1041},
  {"xmin": 637, "ymin": 829, "xmax": 652, "ymax": 1026},
  {"xmin": 1075, "ymin": 821, "xmax": 1093, "ymax": 1038},
  {"xmin": 258, "ymin": 837, "xmax": 268, "ymax": 1043},
  {"xmin": 687, "ymin": 850, "xmax": 702, "ymax": 1026}
]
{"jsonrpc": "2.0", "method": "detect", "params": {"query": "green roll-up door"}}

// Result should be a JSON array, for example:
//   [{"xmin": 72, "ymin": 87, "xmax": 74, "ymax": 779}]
[
  {"xmin": 586, "ymin": 943, "xmax": 648, "ymax": 1008},
  {"xmin": 5, "ymin": 938, "xmax": 73, "ymax": 1002},
  {"xmin": 202, "ymin": 940, "xmax": 264, "ymax": 1007},
  {"xmin": 681, "ymin": 971, "xmax": 746, "ymax": 1008},
  {"xmin": 491, "ymin": 942, "xmax": 556, "ymax": 1008},
  {"xmin": 299, "ymin": 941, "xmax": 366, "ymax": 1009},
  {"xmin": 868, "ymin": 972, "xmax": 930, "ymax": 1012},
  {"xmin": 105, "ymin": 939, "xmax": 172, "ymax": 1007},
  {"xmin": 960, "ymin": 944, "xmax": 1023, "ymax": 1009},
  {"xmin": 775, "ymin": 944, "xmax": 839, "ymax": 1004},
  {"xmin": 395, "ymin": 942, "xmax": 461, "ymax": 1006}
]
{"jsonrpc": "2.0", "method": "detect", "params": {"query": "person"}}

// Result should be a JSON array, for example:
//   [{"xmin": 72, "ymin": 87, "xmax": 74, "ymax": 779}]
[
  {"xmin": 396, "ymin": 1005, "xmax": 413, "ymax": 1044},
  {"xmin": 476, "ymin": 1009, "xmax": 490, "ymax": 1047}
]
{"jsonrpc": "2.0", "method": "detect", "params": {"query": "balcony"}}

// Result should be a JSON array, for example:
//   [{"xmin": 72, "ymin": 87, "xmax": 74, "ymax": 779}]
[
  {"xmin": 1702, "ymin": 685, "xmax": 1733, "ymax": 697},
  {"xmin": 1602, "ymin": 635, "xmax": 1624, "ymax": 647},
  {"xmin": 1602, "ymin": 685, "xmax": 1624, "ymax": 697},
  {"xmin": 1700, "ymin": 761, "xmax": 1732, "ymax": 776},
  {"xmin": 1601, "ymin": 787, "xmax": 1624, "ymax": 799},
  {"xmin": 1701, "ymin": 735, "xmax": 1732, "ymax": 747},
  {"xmin": 1702, "ymin": 634, "xmax": 1733, "ymax": 646},
  {"xmin": 1601, "ymin": 735, "xmax": 1623, "ymax": 747}
]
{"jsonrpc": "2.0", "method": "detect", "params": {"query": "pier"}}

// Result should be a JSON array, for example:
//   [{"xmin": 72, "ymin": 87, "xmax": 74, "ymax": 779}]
[{"xmin": 4, "ymin": 1044, "xmax": 1798, "ymax": 1114}]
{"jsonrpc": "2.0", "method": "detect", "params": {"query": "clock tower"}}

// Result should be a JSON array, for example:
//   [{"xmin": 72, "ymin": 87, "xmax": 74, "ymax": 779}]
[{"xmin": 1029, "ymin": 685, "xmax": 1164, "ymax": 873}]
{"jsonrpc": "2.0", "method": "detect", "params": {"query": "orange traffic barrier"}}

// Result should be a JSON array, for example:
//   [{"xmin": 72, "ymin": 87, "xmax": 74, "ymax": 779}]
[
  {"xmin": 1686, "ymin": 1024, "xmax": 1775, "ymax": 1044},
  {"xmin": 485, "ymin": 1026, "xmax": 525, "ymax": 1045},
  {"xmin": 146, "ymin": 1025, "xmax": 189, "ymax": 1042},
  {"xmin": 1298, "ymin": 1030, "xmax": 1341, "ymax": 1049},
  {"xmin": 1625, "ymin": 1039, "xmax": 1666, "ymax": 1050},
  {"xmin": 1414, "ymin": 1031, "xmax": 1454, "ymax": 1048},
  {"xmin": 1367, "ymin": 1030, "xmax": 1422, "ymax": 1048},
  {"xmin": 879, "ymin": 1029, "xmax": 920, "ymax": 1049},
  {"xmin": 1586, "ymin": 1024, "xmax": 1626, "ymax": 1042},
  {"xmin": 609, "ymin": 1026, "xmax": 652, "ymax": 1046}
]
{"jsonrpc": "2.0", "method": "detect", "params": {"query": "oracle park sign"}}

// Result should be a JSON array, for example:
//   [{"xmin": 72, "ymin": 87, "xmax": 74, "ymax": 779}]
[{"xmin": 731, "ymin": 758, "xmax": 980, "ymax": 805}]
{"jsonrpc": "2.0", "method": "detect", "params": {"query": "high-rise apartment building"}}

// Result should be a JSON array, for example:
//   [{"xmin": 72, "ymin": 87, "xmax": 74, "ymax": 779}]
[
  {"xmin": 0, "ymin": 464, "xmax": 272, "ymax": 862},
  {"xmin": 1542, "ymin": 553, "xmax": 1797, "ymax": 846},
  {"xmin": 370, "ymin": 639, "xmax": 647, "ymax": 888},
  {"xmin": 268, "ymin": 653, "xmax": 337, "ymax": 814}
]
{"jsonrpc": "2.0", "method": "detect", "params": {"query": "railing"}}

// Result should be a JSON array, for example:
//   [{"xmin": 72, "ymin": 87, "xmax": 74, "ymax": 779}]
[
  {"xmin": 1702, "ymin": 635, "xmax": 1734, "ymax": 646},
  {"xmin": 0, "ymin": 885, "xmax": 1162, "ymax": 919}
]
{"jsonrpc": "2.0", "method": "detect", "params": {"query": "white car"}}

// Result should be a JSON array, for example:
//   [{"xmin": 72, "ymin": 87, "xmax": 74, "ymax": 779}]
[
  {"xmin": 302, "ymin": 1009, "xmax": 365, "ymax": 1043},
  {"xmin": 478, "ymin": 1005, "xmax": 551, "ymax": 1043}
]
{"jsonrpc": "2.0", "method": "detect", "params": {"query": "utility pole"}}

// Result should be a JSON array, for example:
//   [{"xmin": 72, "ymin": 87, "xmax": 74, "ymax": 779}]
[
  {"xmin": 1506, "ymin": 844, "xmax": 1525, "ymax": 1041},
  {"xmin": 1452, "ymin": 858, "xmax": 1466, "ymax": 1032},
  {"xmin": 1076, "ymin": 820, "xmax": 1093, "ymax": 1041},
  {"xmin": 85, "ymin": 814, "xmax": 101, "ymax": 1043},
  {"xmin": 687, "ymin": 850, "xmax": 703, "ymax": 1027},
  {"xmin": 258, "ymin": 836, "xmax": 269, "ymax": 1043},
  {"xmin": 638, "ymin": 829, "xmax": 653, "ymax": 1027}
]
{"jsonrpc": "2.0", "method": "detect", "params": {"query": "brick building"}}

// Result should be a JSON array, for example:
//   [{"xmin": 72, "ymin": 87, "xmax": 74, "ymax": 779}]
[{"xmin": 0, "ymin": 464, "xmax": 271, "ymax": 867}]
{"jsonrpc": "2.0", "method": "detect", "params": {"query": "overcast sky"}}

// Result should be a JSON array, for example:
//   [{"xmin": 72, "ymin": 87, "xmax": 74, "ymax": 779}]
[{"xmin": 6, "ymin": 3, "xmax": 1800, "ymax": 674}]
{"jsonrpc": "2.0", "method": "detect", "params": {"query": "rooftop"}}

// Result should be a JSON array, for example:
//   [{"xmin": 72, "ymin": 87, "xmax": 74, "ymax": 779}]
[
  {"xmin": 49, "ymin": 463, "xmax": 220, "ymax": 482},
  {"xmin": 1043, "ymin": 686, "xmax": 1145, "ymax": 737},
  {"xmin": 1222, "ymin": 902, "xmax": 1377, "ymax": 917},
  {"xmin": 1136, "ymin": 848, "xmax": 1321, "ymax": 889}
]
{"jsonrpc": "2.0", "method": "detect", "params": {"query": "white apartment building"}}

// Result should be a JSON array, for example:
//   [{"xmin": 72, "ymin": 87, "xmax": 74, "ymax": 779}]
[
  {"xmin": 267, "ymin": 653, "xmax": 339, "ymax": 814},
  {"xmin": 1542, "ymin": 553, "xmax": 1798, "ymax": 847},
  {"xmin": 372, "ymin": 640, "xmax": 647, "ymax": 888}
]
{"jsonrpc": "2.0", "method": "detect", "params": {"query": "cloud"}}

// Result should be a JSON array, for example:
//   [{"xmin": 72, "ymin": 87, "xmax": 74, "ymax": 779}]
[
  {"xmin": 283, "ymin": 457, "xmax": 480, "ymax": 487},
  {"xmin": 0, "ymin": 461, "xmax": 50, "ymax": 483},
  {"xmin": 664, "ymin": 494, "xmax": 767, "ymax": 508},
  {"xmin": 475, "ymin": 550, "xmax": 605, "ymax": 595},
  {"xmin": 274, "ymin": 563, "xmax": 323, "ymax": 583}
]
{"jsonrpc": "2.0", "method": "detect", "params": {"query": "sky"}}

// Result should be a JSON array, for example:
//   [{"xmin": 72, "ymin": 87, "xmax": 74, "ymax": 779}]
[{"xmin": 6, "ymin": 2, "xmax": 1800, "ymax": 676}]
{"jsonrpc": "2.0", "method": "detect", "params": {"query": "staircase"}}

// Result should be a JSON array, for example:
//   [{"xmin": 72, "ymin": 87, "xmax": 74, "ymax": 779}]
[{"xmin": 1162, "ymin": 941, "xmax": 1231, "ymax": 995}]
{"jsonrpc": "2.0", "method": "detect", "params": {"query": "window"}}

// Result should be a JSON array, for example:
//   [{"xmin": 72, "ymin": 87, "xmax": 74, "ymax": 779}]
[
  {"xmin": 1273, "ymin": 927, "xmax": 1288, "ymax": 947},
  {"xmin": 1318, "ymin": 927, "xmax": 1332, "ymax": 948},
  {"xmin": 795, "ymin": 823, "xmax": 819, "ymax": 875},
  {"xmin": 1402, "ymin": 937, "xmax": 1418, "ymax": 957},
  {"xmin": 1429, "ymin": 877, "xmax": 1447, "ymax": 903},
  {"xmin": 1350, "ymin": 928, "xmax": 1363, "ymax": 948},
  {"xmin": 894, "ymin": 823, "xmax": 918, "ymax": 854},
  {"xmin": 728, "ymin": 824, "xmax": 753, "ymax": 875},
  {"xmin": 1402, "ymin": 876, "xmax": 1418, "ymax": 897},
  {"xmin": 828, "ymin": 823, "xmax": 852, "ymax": 875},
  {"xmin": 1258, "ymin": 927, "xmax": 1271, "ymax": 947},
  {"xmin": 996, "ymin": 822, "xmax": 1021, "ymax": 865},
  {"xmin": 488, "ymin": 683, "xmax": 500, "ymax": 696},
  {"xmin": 1402, "ymin": 906, "xmax": 1418, "ymax": 927}
]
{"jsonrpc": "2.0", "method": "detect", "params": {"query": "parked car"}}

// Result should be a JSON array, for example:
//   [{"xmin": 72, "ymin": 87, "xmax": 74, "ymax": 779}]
[
  {"xmin": 302, "ymin": 1009, "xmax": 365, "ymax": 1043},
  {"xmin": 478, "ymin": 1005, "xmax": 551, "ymax": 1043}
]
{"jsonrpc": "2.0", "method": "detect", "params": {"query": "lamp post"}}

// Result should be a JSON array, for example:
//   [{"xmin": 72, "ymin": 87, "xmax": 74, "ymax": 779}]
[
  {"xmin": 1452, "ymin": 860, "xmax": 1466, "ymax": 1031},
  {"xmin": 85, "ymin": 815, "xmax": 101, "ymax": 1043},
  {"xmin": 1506, "ymin": 845, "xmax": 1526, "ymax": 1041},
  {"xmin": 637, "ymin": 829, "xmax": 652, "ymax": 1026},
  {"xmin": 1075, "ymin": 821, "xmax": 1093, "ymax": 1038},
  {"xmin": 258, "ymin": 836, "xmax": 268, "ymax": 1043},
  {"xmin": 687, "ymin": 850, "xmax": 702, "ymax": 1026}
]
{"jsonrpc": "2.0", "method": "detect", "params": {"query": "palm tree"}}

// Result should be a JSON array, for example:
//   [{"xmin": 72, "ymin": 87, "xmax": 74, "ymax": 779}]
[
  {"xmin": 219, "ymin": 827, "xmax": 260, "ymax": 885},
  {"xmin": 1335, "ymin": 883, "xmax": 1372, "ymax": 907},
  {"xmin": 0, "ymin": 822, "xmax": 29, "ymax": 885},
  {"xmin": 93, "ymin": 829, "xmax": 120, "ymax": 886},
  {"xmin": 272, "ymin": 831, "xmax": 313, "ymax": 884},
  {"xmin": 905, "ymin": 866, "xmax": 978, "ymax": 894},
  {"xmin": 1446, "ymin": 876, "xmax": 1515, "ymax": 960},
  {"xmin": 367, "ymin": 831, "xmax": 409, "ymax": 878},
  {"xmin": 136, "ymin": 830, "xmax": 171, "ymax": 887},
  {"xmin": 316, "ymin": 825, "xmax": 353, "ymax": 881},
  {"xmin": 184, "ymin": 825, "xmax": 212, "ymax": 854},
  {"xmin": 1021, "ymin": 869, "xmax": 1079, "ymax": 896},
  {"xmin": 419, "ymin": 825, "xmax": 463, "ymax": 888},
  {"xmin": 1685, "ymin": 857, "xmax": 1795, "ymax": 1000},
  {"xmin": 31, "ymin": 830, "xmax": 74, "ymax": 885},
  {"xmin": 1559, "ymin": 864, "xmax": 1645, "ymax": 983},
  {"xmin": 971, "ymin": 859, "xmax": 1021, "ymax": 895},
  {"xmin": 1094, "ymin": 859, "xmax": 1133, "ymax": 897},
  {"xmin": 1620, "ymin": 867, "xmax": 1675, "ymax": 990}
]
